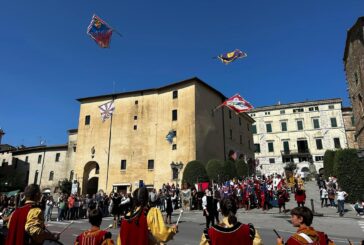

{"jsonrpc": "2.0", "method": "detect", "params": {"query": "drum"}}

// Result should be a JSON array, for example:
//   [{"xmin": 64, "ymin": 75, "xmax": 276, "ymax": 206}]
[{"xmin": 43, "ymin": 240, "xmax": 64, "ymax": 245}]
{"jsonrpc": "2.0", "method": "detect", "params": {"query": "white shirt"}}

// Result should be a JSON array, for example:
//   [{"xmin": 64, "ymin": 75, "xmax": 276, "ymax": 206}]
[{"xmin": 337, "ymin": 191, "xmax": 347, "ymax": 201}]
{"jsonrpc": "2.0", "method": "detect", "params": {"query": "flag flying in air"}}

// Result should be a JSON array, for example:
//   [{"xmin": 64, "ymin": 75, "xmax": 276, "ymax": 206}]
[
  {"xmin": 87, "ymin": 14, "xmax": 113, "ymax": 48},
  {"xmin": 223, "ymin": 94, "xmax": 253, "ymax": 113},
  {"xmin": 99, "ymin": 101, "xmax": 115, "ymax": 122},
  {"xmin": 217, "ymin": 49, "xmax": 247, "ymax": 64},
  {"xmin": 165, "ymin": 130, "xmax": 176, "ymax": 144}
]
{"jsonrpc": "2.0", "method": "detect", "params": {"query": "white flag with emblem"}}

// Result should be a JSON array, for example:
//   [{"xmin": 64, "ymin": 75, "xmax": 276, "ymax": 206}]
[{"xmin": 99, "ymin": 101, "xmax": 115, "ymax": 122}]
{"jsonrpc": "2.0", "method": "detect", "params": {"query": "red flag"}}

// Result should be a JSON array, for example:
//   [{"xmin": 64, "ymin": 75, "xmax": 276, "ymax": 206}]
[{"xmin": 223, "ymin": 94, "xmax": 253, "ymax": 113}]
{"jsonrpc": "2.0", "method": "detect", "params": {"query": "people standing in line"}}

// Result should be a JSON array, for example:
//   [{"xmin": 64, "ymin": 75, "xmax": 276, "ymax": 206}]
[
  {"xmin": 5, "ymin": 184, "xmax": 60, "ymax": 245},
  {"xmin": 202, "ymin": 188, "xmax": 215, "ymax": 229},
  {"xmin": 327, "ymin": 187, "xmax": 336, "ymax": 207},
  {"xmin": 199, "ymin": 196, "xmax": 263, "ymax": 245},
  {"xmin": 57, "ymin": 196, "xmax": 66, "ymax": 221},
  {"xmin": 336, "ymin": 188, "xmax": 348, "ymax": 217},
  {"xmin": 74, "ymin": 208, "xmax": 114, "ymax": 245},
  {"xmin": 165, "ymin": 191, "xmax": 174, "ymax": 225},
  {"xmin": 68, "ymin": 194, "xmax": 75, "ymax": 220},
  {"xmin": 294, "ymin": 186, "xmax": 306, "ymax": 207},
  {"xmin": 276, "ymin": 207, "xmax": 334, "ymax": 245},
  {"xmin": 118, "ymin": 187, "xmax": 177, "ymax": 245}
]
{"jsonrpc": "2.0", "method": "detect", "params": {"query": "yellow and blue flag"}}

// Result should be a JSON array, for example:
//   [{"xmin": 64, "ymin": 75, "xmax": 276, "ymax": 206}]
[
  {"xmin": 87, "ymin": 14, "xmax": 113, "ymax": 48},
  {"xmin": 217, "ymin": 49, "xmax": 247, "ymax": 64}
]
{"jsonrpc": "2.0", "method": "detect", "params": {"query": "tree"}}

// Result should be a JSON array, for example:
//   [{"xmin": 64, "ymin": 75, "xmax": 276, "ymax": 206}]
[
  {"xmin": 235, "ymin": 159, "xmax": 248, "ymax": 178},
  {"xmin": 333, "ymin": 149, "xmax": 364, "ymax": 203},
  {"xmin": 182, "ymin": 161, "xmax": 209, "ymax": 186},
  {"xmin": 206, "ymin": 159, "xmax": 224, "ymax": 183},
  {"xmin": 284, "ymin": 162, "xmax": 297, "ymax": 172},
  {"xmin": 323, "ymin": 150, "xmax": 336, "ymax": 178},
  {"xmin": 223, "ymin": 160, "xmax": 237, "ymax": 181},
  {"xmin": 59, "ymin": 178, "xmax": 72, "ymax": 194}
]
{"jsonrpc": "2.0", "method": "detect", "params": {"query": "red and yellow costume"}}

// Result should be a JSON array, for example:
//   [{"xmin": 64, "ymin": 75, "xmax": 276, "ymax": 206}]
[
  {"xmin": 117, "ymin": 207, "xmax": 177, "ymax": 245},
  {"xmin": 75, "ymin": 228, "xmax": 114, "ymax": 245},
  {"xmin": 278, "ymin": 227, "xmax": 335, "ymax": 245},
  {"xmin": 200, "ymin": 217, "xmax": 263, "ymax": 245},
  {"xmin": 6, "ymin": 201, "xmax": 47, "ymax": 245}
]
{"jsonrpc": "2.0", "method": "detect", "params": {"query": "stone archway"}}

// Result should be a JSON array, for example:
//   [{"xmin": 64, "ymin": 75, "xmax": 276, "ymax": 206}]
[{"xmin": 82, "ymin": 161, "xmax": 99, "ymax": 195}]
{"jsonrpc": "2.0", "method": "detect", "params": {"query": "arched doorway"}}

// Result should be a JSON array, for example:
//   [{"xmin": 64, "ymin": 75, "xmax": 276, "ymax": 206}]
[{"xmin": 82, "ymin": 161, "xmax": 99, "ymax": 195}]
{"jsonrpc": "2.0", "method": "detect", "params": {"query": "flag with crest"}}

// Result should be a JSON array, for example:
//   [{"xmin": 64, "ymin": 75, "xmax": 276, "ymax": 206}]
[
  {"xmin": 87, "ymin": 14, "xmax": 113, "ymax": 48},
  {"xmin": 217, "ymin": 49, "xmax": 247, "ymax": 64},
  {"xmin": 223, "ymin": 94, "xmax": 253, "ymax": 113},
  {"xmin": 99, "ymin": 101, "xmax": 115, "ymax": 122}
]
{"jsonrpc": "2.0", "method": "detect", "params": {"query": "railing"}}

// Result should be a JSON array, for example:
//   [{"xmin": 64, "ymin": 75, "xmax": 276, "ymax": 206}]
[{"xmin": 281, "ymin": 149, "xmax": 311, "ymax": 155}]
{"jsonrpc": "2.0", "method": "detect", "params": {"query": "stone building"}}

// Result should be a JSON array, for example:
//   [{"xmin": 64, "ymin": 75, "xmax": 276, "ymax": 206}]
[
  {"xmin": 74, "ymin": 77, "xmax": 254, "ymax": 194},
  {"xmin": 344, "ymin": 16, "xmax": 364, "ymax": 148},
  {"xmin": 249, "ymin": 98, "xmax": 348, "ymax": 175},
  {"xmin": 342, "ymin": 107, "xmax": 359, "ymax": 149}
]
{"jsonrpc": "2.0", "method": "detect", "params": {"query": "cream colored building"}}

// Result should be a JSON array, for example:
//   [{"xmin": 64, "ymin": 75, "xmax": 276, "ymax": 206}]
[
  {"xmin": 249, "ymin": 98, "xmax": 348, "ymax": 175},
  {"xmin": 342, "ymin": 107, "xmax": 359, "ymax": 149},
  {"xmin": 74, "ymin": 77, "xmax": 255, "ymax": 194}
]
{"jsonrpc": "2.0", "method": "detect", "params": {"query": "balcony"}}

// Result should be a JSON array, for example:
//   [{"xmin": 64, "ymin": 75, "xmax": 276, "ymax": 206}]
[{"xmin": 281, "ymin": 149, "xmax": 311, "ymax": 156}]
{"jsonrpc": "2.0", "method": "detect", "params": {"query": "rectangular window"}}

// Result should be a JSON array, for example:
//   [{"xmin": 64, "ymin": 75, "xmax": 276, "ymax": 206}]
[
  {"xmin": 134, "ymin": 125, "xmax": 137, "ymax": 130},
  {"xmin": 313, "ymin": 118, "xmax": 320, "ymax": 129},
  {"xmin": 252, "ymin": 125, "xmax": 257, "ymax": 134},
  {"xmin": 315, "ymin": 156, "xmax": 324, "ymax": 161},
  {"xmin": 172, "ymin": 110, "xmax": 177, "ymax": 121},
  {"xmin": 85, "ymin": 115, "xmax": 90, "ymax": 125},
  {"xmin": 55, "ymin": 153, "xmax": 60, "ymax": 162},
  {"xmin": 309, "ymin": 107, "xmax": 314, "ymax": 112},
  {"xmin": 25, "ymin": 156, "xmax": 29, "ymax": 162},
  {"xmin": 49, "ymin": 171, "xmax": 54, "ymax": 181},
  {"xmin": 172, "ymin": 144, "xmax": 177, "ymax": 150},
  {"xmin": 315, "ymin": 106, "xmax": 319, "ymax": 111},
  {"xmin": 280, "ymin": 110, "xmax": 285, "ymax": 115},
  {"xmin": 254, "ymin": 144, "xmax": 261, "ymax": 153},
  {"xmin": 240, "ymin": 135, "xmax": 242, "ymax": 144},
  {"xmin": 38, "ymin": 155, "xmax": 42, "ymax": 164},
  {"xmin": 316, "ymin": 139, "xmax": 323, "ymax": 150},
  {"xmin": 328, "ymin": 105, "xmax": 334, "ymax": 109},
  {"xmin": 121, "ymin": 160, "xmax": 127, "ymax": 170},
  {"xmin": 293, "ymin": 108, "xmax": 304, "ymax": 113},
  {"xmin": 297, "ymin": 120, "xmax": 304, "ymax": 130},
  {"xmin": 334, "ymin": 138, "xmax": 341, "ymax": 149},
  {"xmin": 134, "ymin": 115, "xmax": 137, "ymax": 120},
  {"xmin": 283, "ymin": 141, "xmax": 290, "ymax": 153},
  {"xmin": 148, "ymin": 160, "xmax": 154, "ymax": 170},
  {"xmin": 229, "ymin": 110, "xmax": 232, "ymax": 119},
  {"xmin": 268, "ymin": 142, "xmax": 274, "ymax": 152},
  {"xmin": 281, "ymin": 122, "xmax": 287, "ymax": 132},
  {"xmin": 238, "ymin": 117, "xmax": 241, "ymax": 125},
  {"xmin": 229, "ymin": 129, "xmax": 233, "ymax": 140},
  {"xmin": 173, "ymin": 90, "xmax": 178, "ymax": 99},
  {"xmin": 351, "ymin": 116, "xmax": 355, "ymax": 126},
  {"xmin": 266, "ymin": 123, "xmax": 272, "ymax": 133},
  {"xmin": 265, "ymin": 111, "xmax": 270, "ymax": 115},
  {"xmin": 330, "ymin": 118, "xmax": 337, "ymax": 127},
  {"xmin": 135, "ymin": 100, "xmax": 138, "ymax": 105},
  {"xmin": 269, "ymin": 158, "xmax": 275, "ymax": 164}
]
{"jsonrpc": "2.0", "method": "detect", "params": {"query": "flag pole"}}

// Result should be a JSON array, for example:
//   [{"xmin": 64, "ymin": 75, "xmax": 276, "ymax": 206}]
[
  {"xmin": 105, "ymin": 96, "xmax": 115, "ymax": 191},
  {"xmin": 112, "ymin": 28, "xmax": 123, "ymax": 37}
]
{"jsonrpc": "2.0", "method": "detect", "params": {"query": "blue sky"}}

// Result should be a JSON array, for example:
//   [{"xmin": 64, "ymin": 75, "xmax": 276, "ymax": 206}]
[{"xmin": 1, "ymin": 1, "xmax": 363, "ymax": 146}]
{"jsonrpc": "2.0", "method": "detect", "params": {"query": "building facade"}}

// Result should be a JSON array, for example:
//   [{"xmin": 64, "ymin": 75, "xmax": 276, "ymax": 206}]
[
  {"xmin": 249, "ymin": 99, "xmax": 348, "ymax": 175},
  {"xmin": 344, "ymin": 17, "xmax": 364, "ymax": 148},
  {"xmin": 74, "ymin": 77, "xmax": 254, "ymax": 194},
  {"xmin": 342, "ymin": 107, "xmax": 359, "ymax": 149}
]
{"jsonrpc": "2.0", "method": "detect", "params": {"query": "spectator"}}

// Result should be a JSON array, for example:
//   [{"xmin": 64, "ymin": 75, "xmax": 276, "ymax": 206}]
[{"xmin": 336, "ymin": 188, "xmax": 348, "ymax": 217}]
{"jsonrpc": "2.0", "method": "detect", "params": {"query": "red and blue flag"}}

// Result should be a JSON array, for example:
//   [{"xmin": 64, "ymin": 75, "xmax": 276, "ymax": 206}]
[{"xmin": 87, "ymin": 14, "xmax": 113, "ymax": 48}]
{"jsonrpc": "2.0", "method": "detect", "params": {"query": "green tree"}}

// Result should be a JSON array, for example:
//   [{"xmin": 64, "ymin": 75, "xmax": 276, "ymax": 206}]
[
  {"xmin": 223, "ymin": 160, "xmax": 237, "ymax": 181},
  {"xmin": 323, "ymin": 150, "xmax": 336, "ymax": 178},
  {"xmin": 59, "ymin": 179, "xmax": 72, "ymax": 194},
  {"xmin": 182, "ymin": 161, "xmax": 209, "ymax": 186},
  {"xmin": 235, "ymin": 159, "xmax": 249, "ymax": 177},
  {"xmin": 333, "ymin": 149, "xmax": 364, "ymax": 203},
  {"xmin": 206, "ymin": 159, "xmax": 224, "ymax": 182}
]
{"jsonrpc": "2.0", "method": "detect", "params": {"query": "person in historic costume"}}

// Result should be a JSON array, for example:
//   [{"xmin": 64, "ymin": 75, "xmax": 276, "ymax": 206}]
[
  {"xmin": 117, "ymin": 187, "xmax": 177, "ymax": 245},
  {"xmin": 277, "ymin": 207, "xmax": 334, "ymax": 245},
  {"xmin": 74, "ymin": 208, "xmax": 114, "ymax": 245},
  {"xmin": 295, "ymin": 186, "xmax": 306, "ymax": 207},
  {"xmin": 5, "ymin": 184, "xmax": 60, "ymax": 245},
  {"xmin": 165, "ymin": 191, "xmax": 175, "ymax": 225},
  {"xmin": 199, "ymin": 196, "xmax": 263, "ymax": 245},
  {"xmin": 278, "ymin": 188, "xmax": 289, "ymax": 213},
  {"xmin": 202, "ymin": 188, "xmax": 215, "ymax": 229},
  {"xmin": 181, "ymin": 183, "xmax": 191, "ymax": 211}
]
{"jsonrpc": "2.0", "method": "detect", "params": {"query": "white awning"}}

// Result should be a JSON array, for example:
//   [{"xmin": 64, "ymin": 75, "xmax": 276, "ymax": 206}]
[{"xmin": 112, "ymin": 183, "xmax": 131, "ymax": 186}]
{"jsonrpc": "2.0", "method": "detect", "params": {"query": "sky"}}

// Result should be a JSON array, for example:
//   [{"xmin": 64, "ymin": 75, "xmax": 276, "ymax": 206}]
[{"xmin": 1, "ymin": 0, "xmax": 363, "ymax": 147}]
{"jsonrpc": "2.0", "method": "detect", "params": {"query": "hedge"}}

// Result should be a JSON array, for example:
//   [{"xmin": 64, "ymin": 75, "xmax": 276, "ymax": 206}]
[
  {"xmin": 223, "ymin": 160, "xmax": 237, "ymax": 181},
  {"xmin": 206, "ymin": 159, "xmax": 224, "ymax": 182},
  {"xmin": 182, "ymin": 160, "xmax": 209, "ymax": 186},
  {"xmin": 235, "ymin": 159, "xmax": 249, "ymax": 178},
  {"xmin": 323, "ymin": 150, "xmax": 336, "ymax": 178}
]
